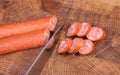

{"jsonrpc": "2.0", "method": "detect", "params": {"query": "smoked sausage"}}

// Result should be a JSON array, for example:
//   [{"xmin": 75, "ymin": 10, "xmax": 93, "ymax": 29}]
[
  {"xmin": 0, "ymin": 29, "xmax": 50, "ymax": 55},
  {"xmin": 79, "ymin": 39, "xmax": 94, "ymax": 55},
  {"xmin": 86, "ymin": 27, "xmax": 106, "ymax": 41},
  {"xmin": 77, "ymin": 22, "xmax": 91, "ymax": 37},
  {"xmin": 58, "ymin": 38, "xmax": 73, "ymax": 54},
  {"xmin": 67, "ymin": 22, "xmax": 81, "ymax": 36},
  {"xmin": 68, "ymin": 38, "xmax": 84, "ymax": 54},
  {"xmin": 0, "ymin": 16, "xmax": 57, "ymax": 39}
]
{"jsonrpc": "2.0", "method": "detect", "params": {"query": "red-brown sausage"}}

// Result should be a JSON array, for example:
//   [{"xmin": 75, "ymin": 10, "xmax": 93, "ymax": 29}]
[
  {"xmin": 86, "ymin": 27, "xmax": 106, "ymax": 41},
  {"xmin": 68, "ymin": 38, "xmax": 84, "ymax": 54},
  {"xmin": 77, "ymin": 22, "xmax": 91, "ymax": 37},
  {"xmin": 0, "ymin": 29, "xmax": 50, "ymax": 55},
  {"xmin": 79, "ymin": 39, "xmax": 94, "ymax": 55},
  {"xmin": 58, "ymin": 38, "xmax": 73, "ymax": 54},
  {"xmin": 67, "ymin": 22, "xmax": 81, "ymax": 36},
  {"xmin": 0, "ymin": 16, "xmax": 57, "ymax": 39}
]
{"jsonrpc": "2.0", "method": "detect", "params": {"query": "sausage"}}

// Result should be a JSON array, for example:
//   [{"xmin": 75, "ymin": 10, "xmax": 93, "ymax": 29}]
[
  {"xmin": 0, "ymin": 16, "xmax": 57, "ymax": 39},
  {"xmin": 77, "ymin": 22, "xmax": 91, "ymax": 37},
  {"xmin": 79, "ymin": 39, "xmax": 94, "ymax": 55},
  {"xmin": 67, "ymin": 22, "xmax": 81, "ymax": 36},
  {"xmin": 0, "ymin": 29, "xmax": 50, "ymax": 55},
  {"xmin": 58, "ymin": 38, "xmax": 73, "ymax": 54},
  {"xmin": 68, "ymin": 38, "xmax": 84, "ymax": 54},
  {"xmin": 86, "ymin": 27, "xmax": 106, "ymax": 41}
]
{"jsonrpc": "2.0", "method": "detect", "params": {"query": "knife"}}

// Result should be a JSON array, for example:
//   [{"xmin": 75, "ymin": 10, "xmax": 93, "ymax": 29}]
[{"xmin": 25, "ymin": 24, "xmax": 64, "ymax": 75}]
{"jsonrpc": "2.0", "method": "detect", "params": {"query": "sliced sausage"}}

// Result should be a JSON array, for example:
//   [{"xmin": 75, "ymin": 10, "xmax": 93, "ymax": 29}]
[
  {"xmin": 79, "ymin": 39, "xmax": 94, "ymax": 55},
  {"xmin": 0, "ymin": 29, "xmax": 50, "ymax": 55},
  {"xmin": 86, "ymin": 27, "xmax": 106, "ymax": 41},
  {"xmin": 68, "ymin": 38, "xmax": 84, "ymax": 54},
  {"xmin": 67, "ymin": 22, "xmax": 82, "ymax": 36},
  {"xmin": 58, "ymin": 38, "xmax": 73, "ymax": 54},
  {"xmin": 0, "ymin": 16, "xmax": 57, "ymax": 39},
  {"xmin": 77, "ymin": 22, "xmax": 91, "ymax": 37}
]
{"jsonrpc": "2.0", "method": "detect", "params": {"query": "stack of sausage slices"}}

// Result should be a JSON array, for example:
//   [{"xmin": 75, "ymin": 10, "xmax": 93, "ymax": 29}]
[{"xmin": 58, "ymin": 22, "xmax": 106, "ymax": 55}]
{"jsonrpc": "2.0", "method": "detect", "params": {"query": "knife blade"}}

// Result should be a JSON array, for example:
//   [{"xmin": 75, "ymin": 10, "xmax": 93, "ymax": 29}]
[{"xmin": 25, "ymin": 24, "xmax": 64, "ymax": 75}]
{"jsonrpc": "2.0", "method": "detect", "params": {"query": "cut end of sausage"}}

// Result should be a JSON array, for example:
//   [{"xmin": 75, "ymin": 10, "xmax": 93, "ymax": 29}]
[
  {"xmin": 44, "ymin": 29, "xmax": 50, "ymax": 44},
  {"xmin": 50, "ymin": 16, "xmax": 57, "ymax": 31},
  {"xmin": 86, "ymin": 27, "xmax": 106, "ymax": 41},
  {"xmin": 77, "ymin": 22, "xmax": 91, "ymax": 37},
  {"xmin": 67, "ymin": 22, "xmax": 81, "ymax": 36},
  {"xmin": 79, "ymin": 39, "xmax": 94, "ymax": 55},
  {"xmin": 68, "ymin": 38, "xmax": 84, "ymax": 54}
]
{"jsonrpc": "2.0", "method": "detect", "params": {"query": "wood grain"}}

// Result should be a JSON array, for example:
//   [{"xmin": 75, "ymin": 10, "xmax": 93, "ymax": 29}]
[{"xmin": 0, "ymin": 0, "xmax": 120, "ymax": 75}]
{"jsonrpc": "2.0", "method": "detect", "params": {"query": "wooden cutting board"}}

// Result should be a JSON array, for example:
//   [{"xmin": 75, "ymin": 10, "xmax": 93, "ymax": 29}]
[{"xmin": 0, "ymin": 0, "xmax": 120, "ymax": 75}]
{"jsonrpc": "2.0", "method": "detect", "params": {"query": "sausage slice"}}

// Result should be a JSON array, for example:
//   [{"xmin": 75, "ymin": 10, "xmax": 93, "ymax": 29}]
[
  {"xmin": 67, "ymin": 22, "xmax": 82, "ymax": 36},
  {"xmin": 68, "ymin": 38, "xmax": 84, "ymax": 54},
  {"xmin": 77, "ymin": 22, "xmax": 91, "ymax": 37},
  {"xmin": 58, "ymin": 38, "xmax": 73, "ymax": 54},
  {"xmin": 79, "ymin": 39, "xmax": 94, "ymax": 55},
  {"xmin": 86, "ymin": 27, "xmax": 106, "ymax": 41}
]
